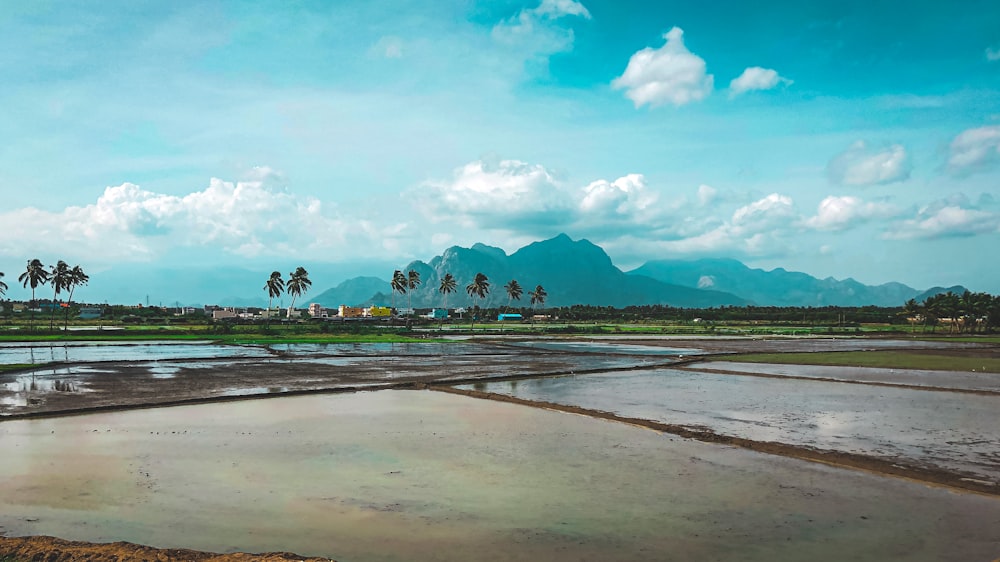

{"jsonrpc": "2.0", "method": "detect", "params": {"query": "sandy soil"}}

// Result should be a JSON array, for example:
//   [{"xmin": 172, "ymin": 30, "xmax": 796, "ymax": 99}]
[{"xmin": 0, "ymin": 535, "xmax": 331, "ymax": 561}]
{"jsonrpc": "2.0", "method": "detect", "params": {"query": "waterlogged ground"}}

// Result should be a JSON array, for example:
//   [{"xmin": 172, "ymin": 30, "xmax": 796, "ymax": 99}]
[
  {"xmin": 462, "ymin": 369, "xmax": 1000, "ymax": 482},
  {"xmin": 687, "ymin": 361, "xmax": 1000, "ymax": 392},
  {"xmin": 1, "ymin": 391, "xmax": 999, "ymax": 562},
  {"xmin": 0, "ymin": 341, "xmax": 674, "ymax": 415}
]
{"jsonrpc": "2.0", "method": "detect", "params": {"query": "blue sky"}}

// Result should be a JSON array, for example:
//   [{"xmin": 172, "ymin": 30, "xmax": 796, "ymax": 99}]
[{"xmin": 2, "ymin": 0, "xmax": 1000, "ymax": 300}]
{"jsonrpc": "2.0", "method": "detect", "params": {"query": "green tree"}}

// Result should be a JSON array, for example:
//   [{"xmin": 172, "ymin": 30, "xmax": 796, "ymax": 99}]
[
  {"xmin": 0, "ymin": 271, "xmax": 7, "ymax": 297},
  {"xmin": 19, "ymin": 259, "xmax": 49, "ymax": 331},
  {"xmin": 465, "ymin": 272, "xmax": 490, "ymax": 332},
  {"xmin": 285, "ymin": 267, "xmax": 312, "ymax": 318},
  {"xmin": 529, "ymin": 284, "xmax": 547, "ymax": 325},
  {"xmin": 48, "ymin": 261, "xmax": 72, "ymax": 331},
  {"xmin": 390, "ymin": 269, "xmax": 407, "ymax": 314},
  {"xmin": 264, "ymin": 271, "xmax": 284, "ymax": 328},
  {"xmin": 406, "ymin": 269, "xmax": 421, "ymax": 315},
  {"xmin": 63, "ymin": 265, "xmax": 89, "ymax": 330},
  {"xmin": 439, "ymin": 272, "xmax": 456, "ymax": 310},
  {"xmin": 501, "ymin": 279, "xmax": 523, "ymax": 332}
]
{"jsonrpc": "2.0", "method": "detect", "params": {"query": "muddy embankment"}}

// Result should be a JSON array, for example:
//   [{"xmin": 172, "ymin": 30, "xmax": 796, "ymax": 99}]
[
  {"xmin": 0, "ymin": 535, "xmax": 331, "ymax": 562},
  {"xmin": 431, "ymin": 385, "xmax": 1000, "ymax": 497}
]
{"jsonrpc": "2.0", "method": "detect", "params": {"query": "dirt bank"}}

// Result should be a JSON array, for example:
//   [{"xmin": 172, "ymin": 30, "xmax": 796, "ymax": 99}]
[{"xmin": 0, "ymin": 535, "xmax": 331, "ymax": 561}]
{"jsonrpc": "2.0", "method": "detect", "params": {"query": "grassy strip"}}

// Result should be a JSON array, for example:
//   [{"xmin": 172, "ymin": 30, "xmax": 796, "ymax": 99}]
[
  {"xmin": 717, "ymin": 351, "xmax": 1000, "ymax": 373},
  {"xmin": 0, "ymin": 363, "xmax": 52, "ymax": 373}
]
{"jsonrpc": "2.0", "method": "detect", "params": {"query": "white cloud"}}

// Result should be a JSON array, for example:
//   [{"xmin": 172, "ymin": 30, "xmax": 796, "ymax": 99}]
[
  {"xmin": 0, "ymin": 173, "xmax": 384, "ymax": 265},
  {"xmin": 947, "ymin": 125, "xmax": 1000, "ymax": 174},
  {"xmin": 986, "ymin": 46, "xmax": 1000, "ymax": 61},
  {"xmin": 533, "ymin": 0, "xmax": 592, "ymax": 18},
  {"xmin": 697, "ymin": 275, "xmax": 715, "ymax": 288},
  {"xmin": 412, "ymin": 159, "xmax": 573, "ymax": 229},
  {"xmin": 728, "ymin": 66, "xmax": 792, "ymax": 97},
  {"xmin": 802, "ymin": 196, "xmax": 898, "ymax": 231},
  {"xmin": 492, "ymin": 0, "xmax": 591, "ymax": 58},
  {"xmin": 697, "ymin": 184, "xmax": 717, "ymax": 206},
  {"xmin": 826, "ymin": 141, "xmax": 910, "ymax": 186},
  {"xmin": 612, "ymin": 27, "xmax": 714, "ymax": 108},
  {"xmin": 655, "ymin": 193, "xmax": 796, "ymax": 256},
  {"xmin": 887, "ymin": 207, "xmax": 999, "ymax": 240}
]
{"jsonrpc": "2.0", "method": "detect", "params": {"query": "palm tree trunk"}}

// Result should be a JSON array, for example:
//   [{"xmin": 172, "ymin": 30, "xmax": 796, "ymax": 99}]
[{"xmin": 64, "ymin": 288, "xmax": 75, "ymax": 331}]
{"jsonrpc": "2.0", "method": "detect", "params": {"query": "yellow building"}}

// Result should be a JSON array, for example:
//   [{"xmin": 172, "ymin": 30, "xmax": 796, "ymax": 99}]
[
  {"xmin": 339, "ymin": 305, "xmax": 365, "ymax": 318},
  {"xmin": 365, "ymin": 306, "xmax": 391, "ymax": 317}
]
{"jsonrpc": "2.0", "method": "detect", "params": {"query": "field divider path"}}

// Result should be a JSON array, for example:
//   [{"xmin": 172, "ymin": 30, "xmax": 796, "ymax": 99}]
[
  {"xmin": 674, "ymin": 362, "xmax": 1000, "ymax": 396},
  {"xmin": 430, "ymin": 384, "xmax": 1000, "ymax": 497}
]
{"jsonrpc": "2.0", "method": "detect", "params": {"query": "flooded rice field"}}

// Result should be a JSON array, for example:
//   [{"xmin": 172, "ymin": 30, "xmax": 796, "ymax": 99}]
[
  {"xmin": 688, "ymin": 361, "xmax": 1000, "ymax": 393},
  {"xmin": 1, "ymin": 336, "xmax": 999, "ymax": 559},
  {"xmin": 461, "ymin": 369, "xmax": 1000, "ymax": 482},
  {"xmin": 1, "ymin": 390, "xmax": 999, "ymax": 561}
]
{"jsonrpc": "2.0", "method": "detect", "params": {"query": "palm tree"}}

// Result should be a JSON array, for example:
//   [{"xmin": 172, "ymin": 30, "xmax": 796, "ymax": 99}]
[
  {"xmin": 47, "ymin": 261, "xmax": 72, "ymax": 331},
  {"xmin": 285, "ymin": 267, "xmax": 312, "ymax": 318},
  {"xmin": 529, "ymin": 284, "xmax": 547, "ymax": 325},
  {"xmin": 264, "ymin": 271, "xmax": 284, "ymax": 328},
  {"xmin": 63, "ymin": 265, "xmax": 89, "ymax": 331},
  {"xmin": 465, "ymin": 272, "xmax": 490, "ymax": 332},
  {"xmin": 439, "ymin": 273, "xmax": 457, "ymax": 310},
  {"xmin": 501, "ymin": 279, "xmax": 523, "ymax": 333},
  {"xmin": 0, "ymin": 271, "xmax": 7, "ymax": 298},
  {"xmin": 406, "ymin": 269, "xmax": 421, "ymax": 316},
  {"xmin": 19, "ymin": 259, "xmax": 49, "ymax": 331},
  {"xmin": 390, "ymin": 269, "xmax": 407, "ymax": 314}
]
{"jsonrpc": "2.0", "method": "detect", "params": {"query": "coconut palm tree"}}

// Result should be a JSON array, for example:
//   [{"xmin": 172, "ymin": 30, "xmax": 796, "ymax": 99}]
[
  {"xmin": 390, "ymin": 270, "xmax": 407, "ymax": 314},
  {"xmin": 529, "ymin": 284, "xmax": 547, "ymax": 325},
  {"xmin": 439, "ymin": 273, "xmax": 456, "ymax": 310},
  {"xmin": 501, "ymin": 279, "xmax": 523, "ymax": 333},
  {"xmin": 47, "ymin": 261, "xmax": 72, "ymax": 331},
  {"xmin": 63, "ymin": 265, "xmax": 89, "ymax": 330},
  {"xmin": 19, "ymin": 259, "xmax": 49, "ymax": 331},
  {"xmin": 406, "ymin": 269, "xmax": 421, "ymax": 315},
  {"xmin": 264, "ymin": 271, "xmax": 284, "ymax": 328},
  {"xmin": 0, "ymin": 271, "xmax": 7, "ymax": 297},
  {"xmin": 503, "ymin": 279, "xmax": 523, "ymax": 311},
  {"xmin": 285, "ymin": 267, "xmax": 312, "ymax": 319},
  {"xmin": 465, "ymin": 272, "xmax": 490, "ymax": 332}
]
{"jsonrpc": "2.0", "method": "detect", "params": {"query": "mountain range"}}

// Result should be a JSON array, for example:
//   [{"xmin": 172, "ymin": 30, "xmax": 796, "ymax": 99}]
[
  {"xmin": 312, "ymin": 234, "xmax": 964, "ymax": 309},
  {"xmin": 51, "ymin": 234, "xmax": 964, "ymax": 308}
]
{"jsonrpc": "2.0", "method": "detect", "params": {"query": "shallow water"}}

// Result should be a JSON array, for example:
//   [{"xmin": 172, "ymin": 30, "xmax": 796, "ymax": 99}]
[
  {"xmin": 0, "ymin": 391, "xmax": 997, "ymax": 561},
  {"xmin": 463, "ymin": 370, "xmax": 1000, "ymax": 481},
  {"xmin": 0, "ymin": 342, "xmax": 270, "ymax": 365},
  {"xmin": 506, "ymin": 340, "xmax": 703, "ymax": 355},
  {"xmin": 690, "ymin": 361, "xmax": 1000, "ymax": 392}
]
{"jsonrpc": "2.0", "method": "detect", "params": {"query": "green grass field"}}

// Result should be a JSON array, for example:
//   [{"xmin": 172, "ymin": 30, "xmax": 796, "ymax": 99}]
[{"xmin": 717, "ymin": 351, "xmax": 1000, "ymax": 373}]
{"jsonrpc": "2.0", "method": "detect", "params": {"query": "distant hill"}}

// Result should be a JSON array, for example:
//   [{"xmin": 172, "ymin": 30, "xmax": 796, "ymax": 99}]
[
  {"xmin": 629, "ymin": 258, "xmax": 968, "ymax": 307},
  {"xmin": 321, "ymin": 234, "xmax": 748, "ymax": 309},
  {"xmin": 313, "ymin": 277, "xmax": 389, "ymax": 307}
]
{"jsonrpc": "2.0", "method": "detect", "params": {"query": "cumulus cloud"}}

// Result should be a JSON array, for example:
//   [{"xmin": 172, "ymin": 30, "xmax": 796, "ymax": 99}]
[
  {"xmin": 697, "ymin": 184, "xmax": 717, "ymax": 206},
  {"xmin": 947, "ymin": 125, "xmax": 1000, "ymax": 174},
  {"xmin": 886, "ymin": 194, "xmax": 1000, "ymax": 240},
  {"xmin": 412, "ymin": 159, "xmax": 573, "ymax": 229},
  {"xmin": 728, "ymin": 66, "xmax": 792, "ymax": 97},
  {"xmin": 656, "ymin": 193, "xmax": 796, "ymax": 256},
  {"xmin": 802, "ymin": 195, "xmax": 898, "ymax": 231},
  {"xmin": 612, "ymin": 27, "xmax": 714, "ymax": 108},
  {"xmin": 0, "ymin": 174, "xmax": 382, "ymax": 264},
  {"xmin": 412, "ymin": 159, "xmax": 723, "ymax": 240},
  {"xmin": 826, "ymin": 141, "xmax": 910, "ymax": 186},
  {"xmin": 492, "ymin": 0, "xmax": 591, "ymax": 57}
]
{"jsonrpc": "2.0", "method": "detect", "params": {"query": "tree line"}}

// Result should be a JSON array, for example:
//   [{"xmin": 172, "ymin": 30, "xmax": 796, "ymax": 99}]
[
  {"xmin": 902, "ymin": 290, "xmax": 1000, "ymax": 333},
  {"xmin": 388, "ymin": 269, "xmax": 547, "ymax": 324},
  {"xmin": 0, "ymin": 259, "xmax": 90, "ymax": 331}
]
